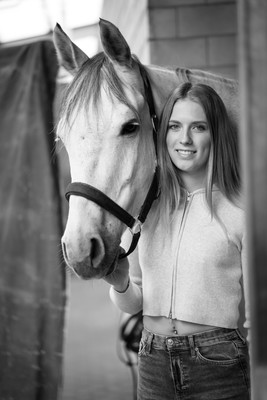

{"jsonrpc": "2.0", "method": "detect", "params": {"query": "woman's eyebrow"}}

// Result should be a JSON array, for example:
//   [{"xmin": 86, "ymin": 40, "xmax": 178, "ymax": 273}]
[{"xmin": 168, "ymin": 119, "xmax": 207, "ymax": 124}]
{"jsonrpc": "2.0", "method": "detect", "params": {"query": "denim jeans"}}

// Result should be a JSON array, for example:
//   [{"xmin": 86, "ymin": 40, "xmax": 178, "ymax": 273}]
[{"xmin": 137, "ymin": 327, "xmax": 250, "ymax": 400}]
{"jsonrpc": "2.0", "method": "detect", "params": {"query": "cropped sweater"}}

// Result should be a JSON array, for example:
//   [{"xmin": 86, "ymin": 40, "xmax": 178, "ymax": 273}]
[{"xmin": 110, "ymin": 188, "xmax": 250, "ymax": 332}]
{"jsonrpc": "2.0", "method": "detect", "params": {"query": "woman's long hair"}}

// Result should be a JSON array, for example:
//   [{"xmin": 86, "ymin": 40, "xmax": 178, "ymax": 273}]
[{"xmin": 156, "ymin": 82, "xmax": 240, "ymax": 227}]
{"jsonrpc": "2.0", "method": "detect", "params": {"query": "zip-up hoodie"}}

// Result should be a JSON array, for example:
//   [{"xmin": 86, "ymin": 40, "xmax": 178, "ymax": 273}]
[{"xmin": 110, "ymin": 188, "xmax": 250, "ymax": 332}]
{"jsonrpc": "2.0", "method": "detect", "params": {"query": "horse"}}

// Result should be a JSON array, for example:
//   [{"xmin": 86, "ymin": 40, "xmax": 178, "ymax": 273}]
[{"xmin": 53, "ymin": 18, "xmax": 239, "ymax": 280}]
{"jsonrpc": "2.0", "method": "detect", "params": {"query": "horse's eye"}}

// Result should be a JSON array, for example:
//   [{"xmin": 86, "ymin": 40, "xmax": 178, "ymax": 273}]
[{"xmin": 121, "ymin": 123, "xmax": 139, "ymax": 136}]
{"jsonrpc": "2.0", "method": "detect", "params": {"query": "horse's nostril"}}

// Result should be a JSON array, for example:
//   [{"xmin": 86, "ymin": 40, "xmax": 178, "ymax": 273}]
[
  {"xmin": 90, "ymin": 235, "xmax": 105, "ymax": 269},
  {"xmin": 61, "ymin": 233, "xmax": 105, "ymax": 272},
  {"xmin": 91, "ymin": 238, "xmax": 97, "ymax": 260}
]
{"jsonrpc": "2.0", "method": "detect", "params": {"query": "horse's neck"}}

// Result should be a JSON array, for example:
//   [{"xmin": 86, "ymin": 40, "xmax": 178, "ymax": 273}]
[
  {"xmin": 187, "ymin": 68, "xmax": 239, "ymax": 126},
  {"xmin": 145, "ymin": 64, "xmax": 239, "ymax": 129},
  {"xmin": 145, "ymin": 65, "xmax": 182, "ymax": 116}
]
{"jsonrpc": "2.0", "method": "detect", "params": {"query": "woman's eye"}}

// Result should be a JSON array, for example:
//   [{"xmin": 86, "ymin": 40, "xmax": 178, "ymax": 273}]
[
  {"xmin": 192, "ymin": 124, "xmax": 207, "ymax": 132},
  {"xmin": 168, "ymin": 123, "xmax": 180, "ymax": 131},
  {"xmin": 121, "ymin": 123, "xmax": 139, "ymax": 135}
]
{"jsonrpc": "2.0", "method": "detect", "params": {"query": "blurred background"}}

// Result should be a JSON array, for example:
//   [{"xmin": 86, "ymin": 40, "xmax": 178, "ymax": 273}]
[{"xmin": 0, "ymin": 0, "xmax": 266, "ymax": 399}]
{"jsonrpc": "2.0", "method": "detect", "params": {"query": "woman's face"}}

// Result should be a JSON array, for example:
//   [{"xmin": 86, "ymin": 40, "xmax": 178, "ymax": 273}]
[{"xmin": 166, "ymin": 99, "xmax": 211, "ymax": 182}]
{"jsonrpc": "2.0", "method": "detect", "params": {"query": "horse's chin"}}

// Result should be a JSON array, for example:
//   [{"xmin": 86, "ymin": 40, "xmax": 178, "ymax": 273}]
[{"xmin": 66, "ymin": 251, "xmax": 119, "ymax": 280}]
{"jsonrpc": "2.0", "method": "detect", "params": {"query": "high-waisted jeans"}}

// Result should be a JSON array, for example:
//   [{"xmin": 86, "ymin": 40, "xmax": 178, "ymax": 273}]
[{"xmin": 137, "ymin": 327, "xmax": 250, "ymax": 400}]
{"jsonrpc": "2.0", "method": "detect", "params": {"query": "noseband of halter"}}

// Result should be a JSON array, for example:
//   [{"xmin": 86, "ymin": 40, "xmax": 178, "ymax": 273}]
[{"xmin": 65, "ymin": 66, "xmax": 159, "ymax": 261}]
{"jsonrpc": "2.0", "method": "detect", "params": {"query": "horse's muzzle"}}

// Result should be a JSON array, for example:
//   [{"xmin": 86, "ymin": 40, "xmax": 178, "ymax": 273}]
[{"xmin": 61, "ymin": 233, "xmax": 113, "ymax": 279}]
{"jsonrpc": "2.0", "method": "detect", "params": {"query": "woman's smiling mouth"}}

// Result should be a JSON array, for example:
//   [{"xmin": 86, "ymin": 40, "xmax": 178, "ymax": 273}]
[{"xmin": 176, "ymin": 149, "xmax": 197, "ymax": 156}]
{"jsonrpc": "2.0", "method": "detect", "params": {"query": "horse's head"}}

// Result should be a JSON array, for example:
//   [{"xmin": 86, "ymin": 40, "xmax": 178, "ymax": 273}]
[{"xmin": 54, "ymin": 19, "xmax": 157, "ymax": 279}]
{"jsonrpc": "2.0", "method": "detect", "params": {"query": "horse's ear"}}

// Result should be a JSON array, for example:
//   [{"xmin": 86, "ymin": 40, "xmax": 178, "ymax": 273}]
[
  {"xmin": 99, "ymin": 19, "xmax": 132, "ymax": 67},
  {"xmin": 53, "ymin": 23, "xmax": 89, "ymax": 75}
]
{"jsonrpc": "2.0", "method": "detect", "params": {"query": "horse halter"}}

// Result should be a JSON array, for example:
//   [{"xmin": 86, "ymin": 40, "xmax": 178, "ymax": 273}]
[{"xmin": 65, "ymin": 67, "xmax": 159, "ymax": 260}]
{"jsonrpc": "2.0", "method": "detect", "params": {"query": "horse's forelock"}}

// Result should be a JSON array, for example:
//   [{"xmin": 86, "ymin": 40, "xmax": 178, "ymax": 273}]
[{"xmin": 59, "ymin": 52, "xmax": 143, "ymax": 130}]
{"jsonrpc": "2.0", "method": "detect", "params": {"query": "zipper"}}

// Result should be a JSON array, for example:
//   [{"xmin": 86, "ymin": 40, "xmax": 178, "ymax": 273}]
[
  {"xmin": 186, "ymin": 191, "xmax": 192, "ymax": 202},
  {"xmin": 168, "ymin": 191, "xmax": 192, "ymax": 323}
]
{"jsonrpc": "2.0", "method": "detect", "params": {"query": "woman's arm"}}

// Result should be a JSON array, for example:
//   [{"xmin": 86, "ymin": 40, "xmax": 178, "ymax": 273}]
[{"xmin": 106, "ymin": 230, "xmax": 143, "ymax": 315}]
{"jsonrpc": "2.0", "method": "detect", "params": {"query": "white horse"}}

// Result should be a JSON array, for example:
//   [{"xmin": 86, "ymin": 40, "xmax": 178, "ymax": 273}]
[{"xmin": 53, "ymin": 19, "xmax": 239, "ymax": 280}]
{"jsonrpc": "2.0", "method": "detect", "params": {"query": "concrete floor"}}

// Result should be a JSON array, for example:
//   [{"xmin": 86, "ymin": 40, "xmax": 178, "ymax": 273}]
[{"xmin": 61, "ymin": 276, "xmax": 137, "ymax": 400}]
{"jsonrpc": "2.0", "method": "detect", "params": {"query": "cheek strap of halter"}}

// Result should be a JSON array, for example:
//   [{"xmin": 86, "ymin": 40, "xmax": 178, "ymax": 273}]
[{"xmin": 65, "ymin": 166, "xmax": 159, "ymax": 259}]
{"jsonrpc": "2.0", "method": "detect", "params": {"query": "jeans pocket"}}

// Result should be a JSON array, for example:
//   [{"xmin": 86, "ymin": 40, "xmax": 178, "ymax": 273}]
[
  {"xmin": 138, "ymin": 338, "xmax": 145, "ymax": 357},
  {"xmin": 195, "ymin": 340, "xmax": 240, "ymax": 365},
  {"xmin": 138, "ymin": 337, "xmax": 152, "ymax": 357},
  {"xmin": 233, "ymin": 331, "xmax": 249, "ymax": 355}
]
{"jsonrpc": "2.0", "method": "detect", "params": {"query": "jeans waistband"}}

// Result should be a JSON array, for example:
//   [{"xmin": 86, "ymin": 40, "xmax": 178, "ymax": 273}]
[{"xmin": 141, "ymin": 327, "xmax": 245, "ymax": 352}]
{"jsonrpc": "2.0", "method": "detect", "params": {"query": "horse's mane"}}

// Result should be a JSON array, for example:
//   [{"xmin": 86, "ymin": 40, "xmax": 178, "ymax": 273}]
[{"xmin": 59, "ymin": 52, "xmax": 144, "ymax": 129}]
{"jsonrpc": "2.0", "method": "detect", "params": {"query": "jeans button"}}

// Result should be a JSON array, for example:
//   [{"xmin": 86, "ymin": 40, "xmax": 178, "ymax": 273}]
[{"xmin": 167, "ymin": 338, "xmax": 173, "ymax": 345}]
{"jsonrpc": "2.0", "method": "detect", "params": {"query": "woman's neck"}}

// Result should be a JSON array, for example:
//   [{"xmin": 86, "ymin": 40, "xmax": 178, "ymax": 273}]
[{"xmin": 179, "ymin": 172, "xmax": 206, "ymax": 193}]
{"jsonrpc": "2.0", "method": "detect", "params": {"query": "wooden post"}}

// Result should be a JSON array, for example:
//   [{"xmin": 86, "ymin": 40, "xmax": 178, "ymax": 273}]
[{"xmin": 238, "ymin": 0, "xmax": 267, "ymax": 398}]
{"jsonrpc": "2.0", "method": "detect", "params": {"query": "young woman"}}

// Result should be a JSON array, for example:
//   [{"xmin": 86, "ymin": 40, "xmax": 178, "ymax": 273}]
[{"xmin": 105, "ymin": 82, "xmax": 250, "ymax": 400}]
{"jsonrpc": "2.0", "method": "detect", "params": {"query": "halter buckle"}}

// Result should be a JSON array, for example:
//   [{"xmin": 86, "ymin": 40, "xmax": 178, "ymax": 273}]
[{"xmin": 129, "ymin": 219, "xmax": 142, "ymax": 236}]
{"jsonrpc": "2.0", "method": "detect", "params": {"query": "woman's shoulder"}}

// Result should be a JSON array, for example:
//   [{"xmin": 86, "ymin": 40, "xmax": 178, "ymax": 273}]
[
  {"xmin": 213, "ymin": 190, "xmax": 245, "ymax": 234},
  {"xmin": 213, "ymin": 189, "xmax": 245, "ymax": 211}
]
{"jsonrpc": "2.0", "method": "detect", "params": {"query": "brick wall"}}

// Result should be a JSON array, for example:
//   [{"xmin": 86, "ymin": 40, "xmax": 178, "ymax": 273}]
[
  {"xmin": 148, "ymin": 0, "xmax": 237, "ymax": 78},
  {"xmin": 101, "ymin": 0, "xmax": 237, "ymax": 79}
]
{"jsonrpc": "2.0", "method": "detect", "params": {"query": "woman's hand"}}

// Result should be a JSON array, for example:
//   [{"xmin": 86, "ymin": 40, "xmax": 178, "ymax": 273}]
[{"xmin": 104, "ymin": 247, "xmax": 130, "ymax": 292}]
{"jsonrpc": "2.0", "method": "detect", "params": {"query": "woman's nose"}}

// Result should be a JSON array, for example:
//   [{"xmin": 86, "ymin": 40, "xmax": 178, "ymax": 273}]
[{"xmin": 180, "ymin": 128, "xmax": 193, "ymax": 145}]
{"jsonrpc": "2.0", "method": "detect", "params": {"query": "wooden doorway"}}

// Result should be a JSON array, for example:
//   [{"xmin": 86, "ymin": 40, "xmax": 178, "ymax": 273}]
[{"xmin": 238, "ymin": 0, "xmax": 267, "ymax": 398}]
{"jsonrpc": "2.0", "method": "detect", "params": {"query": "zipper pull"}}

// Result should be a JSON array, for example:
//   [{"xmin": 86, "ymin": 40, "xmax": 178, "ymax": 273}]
[{"xmin": 168, "ymin": 311, "xmax": 178, "ymax": 335}]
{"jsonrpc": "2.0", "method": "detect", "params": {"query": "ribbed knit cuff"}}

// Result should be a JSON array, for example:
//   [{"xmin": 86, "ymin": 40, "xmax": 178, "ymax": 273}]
[{"xmin": 109, "ymin": 280, "xmax": 142, "ymax": 315}]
